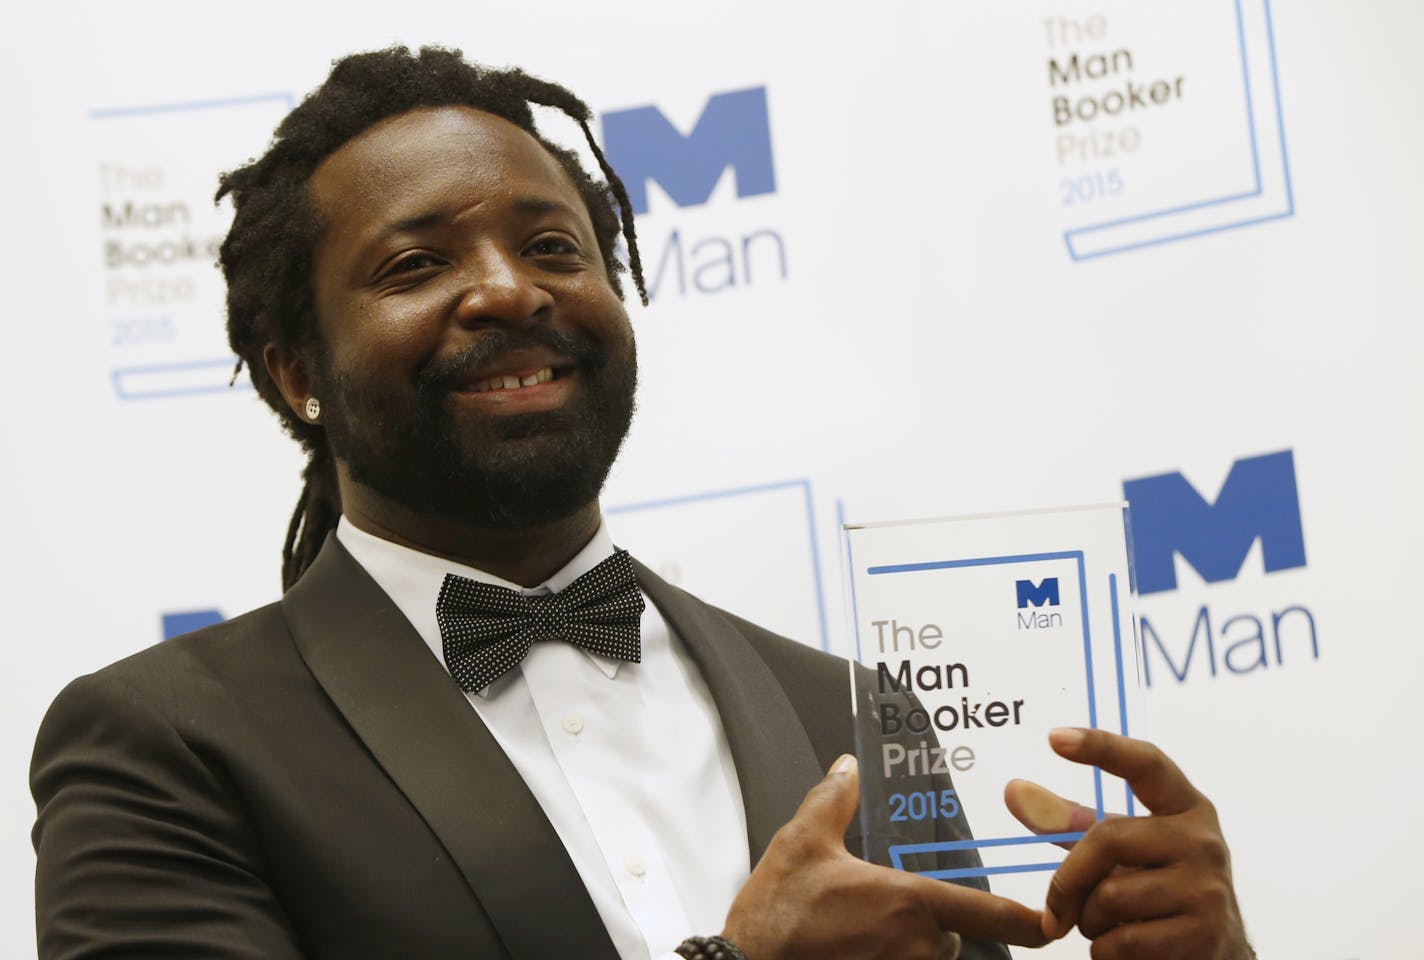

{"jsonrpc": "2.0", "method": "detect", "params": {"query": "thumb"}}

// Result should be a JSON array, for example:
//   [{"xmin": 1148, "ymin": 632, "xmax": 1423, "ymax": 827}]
[
  {"xmin": 788, "ymin": 754, "xmax": 861, "ymax": 841},
  {"xmin": 1004, "ymin": 779, "xmax": 1101, "ymax": 849}
]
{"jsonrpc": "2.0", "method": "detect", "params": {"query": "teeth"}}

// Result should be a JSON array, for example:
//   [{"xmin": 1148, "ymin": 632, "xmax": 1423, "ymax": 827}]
[{"xmin": 471, "ymin": 367, "xmax": 555, "ymax": 393}]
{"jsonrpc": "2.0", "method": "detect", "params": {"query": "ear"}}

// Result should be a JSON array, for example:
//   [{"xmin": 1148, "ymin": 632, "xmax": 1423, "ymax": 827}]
[{"xmin": 264, "ymin": 343, "xmax": 317, "ymax": 421}]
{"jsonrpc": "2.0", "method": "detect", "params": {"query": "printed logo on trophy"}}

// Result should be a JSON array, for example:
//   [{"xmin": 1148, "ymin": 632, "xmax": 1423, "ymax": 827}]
[
  {"xmin": 1015, "ymin": 577, "xmax": 1061, "ymax": 607},
  {"xmin": 1015, "ymin": 578, "xmax": 1063, "ymax": 630}
]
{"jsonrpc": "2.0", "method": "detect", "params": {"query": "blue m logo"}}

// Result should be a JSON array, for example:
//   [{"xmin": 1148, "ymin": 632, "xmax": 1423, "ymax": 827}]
[
  {"xmin": 1016, "ymin": 578, "xmax": 1060, "ymax": 609},
  {"xmin": 1124, "ymin": 450, "xmax": 1307, "ymax": 596},
  {"xmin": 601, "ymin": 86, "xmax": 777, "ymax": 216},
  {"xmin": 162, "ymin": 609, "xmax": 224, "ymax": 641}
]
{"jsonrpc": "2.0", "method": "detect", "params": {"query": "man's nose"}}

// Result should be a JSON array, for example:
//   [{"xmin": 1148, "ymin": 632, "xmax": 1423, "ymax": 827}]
[{"xmin": 453, "ymin": 249, "xmax": 554, "ymax": 327}]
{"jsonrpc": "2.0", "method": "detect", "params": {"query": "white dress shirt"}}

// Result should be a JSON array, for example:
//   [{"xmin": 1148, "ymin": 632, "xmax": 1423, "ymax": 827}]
[{"xmin": 336, "ymin": 518, "xmax": 750, "ymax": 960}]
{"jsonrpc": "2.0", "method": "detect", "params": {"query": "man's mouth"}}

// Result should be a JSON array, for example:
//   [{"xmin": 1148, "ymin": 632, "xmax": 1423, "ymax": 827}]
[{"xmin": 466, "ymin": 366, "xmax": 558, "ymax": 393}]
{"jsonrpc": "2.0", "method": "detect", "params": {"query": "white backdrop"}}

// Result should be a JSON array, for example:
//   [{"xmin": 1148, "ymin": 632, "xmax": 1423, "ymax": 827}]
[{"xmin": 3, "ymin": 1, "xmax": 1421, "ymax": 957}]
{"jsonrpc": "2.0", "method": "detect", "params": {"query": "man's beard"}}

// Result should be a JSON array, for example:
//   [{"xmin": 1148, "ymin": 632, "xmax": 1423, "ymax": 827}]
[{"xmin": 314, "ymin": 326, "xmax": 636, "ymax": 530}]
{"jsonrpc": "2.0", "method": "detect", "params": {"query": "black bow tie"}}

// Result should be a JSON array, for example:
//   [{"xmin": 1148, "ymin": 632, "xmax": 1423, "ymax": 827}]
[{"xmin": 435, "ymin": 549, "xmax": 645, "ymax": 693}]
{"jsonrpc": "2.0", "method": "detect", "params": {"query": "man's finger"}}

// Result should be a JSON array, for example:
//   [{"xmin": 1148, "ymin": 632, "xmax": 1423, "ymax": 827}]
[
  {"xmin": 1003, "ymin": 779, "xmax": 1104, "ymax": 849},
  {"xmin": 1042, "ymin": 815, "xmax": 1191, "ymax": 939},
  {"xmin": 783, "ymin": 754, "xmax": 861, "ymax": 842},
  {"xmin": 912, "ymin": 872, "xmax": 1049, "ymax": 947},
  {"xmin": 1079, "ymin": 913, "xmax": 1209, "ymax": 960},
  {"xmin": 1077, "ymin": 864, "xmax": 1187, "ymax": 939},
  {"xmin": 1047, "ymin": 728, "xmax": 1199, "ymax": 816}
]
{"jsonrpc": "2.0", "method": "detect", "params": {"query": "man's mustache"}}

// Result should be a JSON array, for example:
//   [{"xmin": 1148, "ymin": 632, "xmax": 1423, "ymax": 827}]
[{"xmin": 416, "ymin": 326, "xmax": 603, "ymax": 392}]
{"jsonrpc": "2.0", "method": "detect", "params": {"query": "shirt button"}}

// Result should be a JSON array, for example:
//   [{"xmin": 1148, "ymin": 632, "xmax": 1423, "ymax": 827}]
[
  {"xmin": 561, "ymin": 716, "xmax": 584, "ymax": 735},
  {"xmin": 624, "ymin": 857, "xmax": 648, "ymax": 878}
]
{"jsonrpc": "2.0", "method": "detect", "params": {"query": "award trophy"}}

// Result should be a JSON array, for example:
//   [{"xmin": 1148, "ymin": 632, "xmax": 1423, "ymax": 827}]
[{"xmin": 842, "ymin": 504, "xmax": 1145, "ymax": 927}]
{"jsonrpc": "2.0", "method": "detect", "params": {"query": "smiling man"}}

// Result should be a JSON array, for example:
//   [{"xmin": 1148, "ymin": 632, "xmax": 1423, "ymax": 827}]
[
  {"xmin": 31, "ymin": 47, "xmax": 1254, "ymax": 960},
  {"xmin": 290, "ymin": 104, "xmax": 639, "ymax": 584}
]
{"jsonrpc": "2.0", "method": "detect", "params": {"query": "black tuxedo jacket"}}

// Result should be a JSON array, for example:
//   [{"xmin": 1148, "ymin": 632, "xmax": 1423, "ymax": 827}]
[{"xmin": 32, "ymin": 538, "xmax": 1008, "ymax": 959}]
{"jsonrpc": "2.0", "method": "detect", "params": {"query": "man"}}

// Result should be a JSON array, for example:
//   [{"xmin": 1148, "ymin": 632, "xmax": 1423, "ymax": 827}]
[{"xmin": 32, "ymin": 47, "xmax": 1254, "ymax": 960}]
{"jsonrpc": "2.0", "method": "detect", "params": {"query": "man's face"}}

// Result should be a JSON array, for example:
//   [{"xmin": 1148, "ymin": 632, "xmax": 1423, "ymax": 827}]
[{"xmin": 303, "ymin": 106, "xmax": 637, "ymax": 529}]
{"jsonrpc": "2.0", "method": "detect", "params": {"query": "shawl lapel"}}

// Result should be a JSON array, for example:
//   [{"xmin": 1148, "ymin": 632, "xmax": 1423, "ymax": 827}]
[
  {"xmin": 631, "ymin": 559, "xmax": 824, "ymax": 865},
  {"xmin": 282, "ymin": 537, "xmax": 620, "ymax": 960}
]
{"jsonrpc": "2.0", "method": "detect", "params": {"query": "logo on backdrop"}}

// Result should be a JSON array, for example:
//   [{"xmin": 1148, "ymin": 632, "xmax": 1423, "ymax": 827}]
[
  {"xmin": 602, "ymin": 87, "xmax": 776, "ymax": 216},
  {"xmin": 600, "ymin": 86, "xmax": 787, "ymax": 300},
  {"xmin": 91, "ymin": 93, "xmax": 293, "ymax": 401},
  {"xmin": 1126, "ymin": 449, "xmax": 1306, "ymax": 595},
  {"xmin": 1042, "ymin": 1, "xmax": 1294, "ymax": 262},
  {"xmin": 1124, "ymin": 449, "xmax": 1318, "ymax": 686}
]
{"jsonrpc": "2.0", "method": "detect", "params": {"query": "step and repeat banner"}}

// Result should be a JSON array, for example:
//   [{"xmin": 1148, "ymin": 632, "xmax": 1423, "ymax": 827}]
[{"xmin": 3, "ymin": 1, "xmax": 1420, "ymax": 957}]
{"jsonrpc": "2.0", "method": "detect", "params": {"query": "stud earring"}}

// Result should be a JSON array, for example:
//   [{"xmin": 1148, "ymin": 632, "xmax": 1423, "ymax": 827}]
[{"xmin": 304, "ymin": 397, "xmax": 321, "ymax": 421}]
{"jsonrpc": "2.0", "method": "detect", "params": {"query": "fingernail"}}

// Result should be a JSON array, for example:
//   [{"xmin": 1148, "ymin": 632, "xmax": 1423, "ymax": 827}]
[
  {"xmin": 1049, "ymin": 727, "xmax": 1085, "ymax": 751},
  {"xmin": 1041, "ymin": 906, "xmax": 1062, "ymax": 940},
  {"xmin": 1007, "ymin": 779, "xmax": 1072, "ymax": 833},
  {"xmin": 830, "ymin": 754, "xmax": 857, "ymax": 776}
]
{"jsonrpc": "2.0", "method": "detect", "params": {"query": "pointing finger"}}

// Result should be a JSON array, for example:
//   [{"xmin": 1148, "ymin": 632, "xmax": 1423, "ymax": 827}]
[
  {"xmin": 912, "ymin": 872, "xmax": 1049, "ymax": 947},
  {"xmin": 1048, "ymin": 728, "xmax": 1200, "ymax": 816}
]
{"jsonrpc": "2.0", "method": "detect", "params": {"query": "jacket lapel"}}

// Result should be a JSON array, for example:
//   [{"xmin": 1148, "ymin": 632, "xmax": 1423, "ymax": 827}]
[
  {"xmin": 631, "ymin": 559, "xmax": 823, "ymax": 865},
  {"xmin": 282, "ymin": 537, "xmax": 620, "ymax": 960}
]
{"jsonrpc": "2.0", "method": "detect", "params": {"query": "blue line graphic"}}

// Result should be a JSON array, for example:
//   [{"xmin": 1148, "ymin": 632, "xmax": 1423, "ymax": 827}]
[
  {"xmin": 846, "ymin": 531, "xmax": 863, "ymax": 661},
  {"xmin": 894, "ymin": 832, "xmax": 1085, "ymax": 856},
  {"xmin": 1235, "ymin": 0, "xmax": 1263, "ymax": 193},
  {"xmin": 920, "ymin": 862, "xmax": 1064, "ymax": 881},
  {"xmin": 111, "ymin": 358, "xmax": 250, "ymax": 401},
  {"xmin": 1063, "ymin": 0, "xmax": 1293, "ymax": 260},
  {"xmin": 1109, "ymin": 573, "xmax": 1136, "ymax": 816},
  {"xmin": 868, "ymin": 551, "xmax": 1082, "ymax": 574},
  {"xmin": 609, "ymin": 478, "xmax": 810, "ymax": 513},
  {"xmin": 891, "ymin": 833, "xmax": 1084, "ymax": 880},
  {"xmin": 609, "ymin": 479, "xmax": 830, "ymax": 651},
  {"xmin": 801, "ymin": 484, "xmax": 830, "ymax": 653},
  {"xmin": 89, "ymin": 92, "xmax": 294, "ymax": 120},
  {"xmin": 1075, "ymin": 562, "xmax": 1104, "ymax": 818},
  {"xmin": 1264, "ymin": 0, "xmax": 1295, "ymax": 215}
]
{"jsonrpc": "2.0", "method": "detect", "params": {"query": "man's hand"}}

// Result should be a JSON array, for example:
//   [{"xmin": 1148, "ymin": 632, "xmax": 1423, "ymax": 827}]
[
  {"xmin": 721, "ymin": 755, "xmax": 1048, "ymax": 960},
  {"xmin": 1006, "ymin": 728, "xmax": 1253, "ymax": 960}
]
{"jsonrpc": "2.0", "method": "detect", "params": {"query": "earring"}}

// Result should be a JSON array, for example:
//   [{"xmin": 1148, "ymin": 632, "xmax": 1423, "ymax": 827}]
[{"xmin": 304, "ymin": 397, "xmax": 321, "ymax": 421}]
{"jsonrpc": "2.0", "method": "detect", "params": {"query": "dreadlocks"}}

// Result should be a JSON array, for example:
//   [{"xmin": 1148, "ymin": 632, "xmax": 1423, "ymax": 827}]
[{"xmin": 216, "ymin": 46, "xmax": 647, "ymax": 591}]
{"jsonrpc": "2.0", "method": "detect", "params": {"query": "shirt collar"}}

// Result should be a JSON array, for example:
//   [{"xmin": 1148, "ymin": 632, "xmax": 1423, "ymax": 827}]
[{"xmin": 335, "ymin": 516, "xmax": 623, "ymax": 695}]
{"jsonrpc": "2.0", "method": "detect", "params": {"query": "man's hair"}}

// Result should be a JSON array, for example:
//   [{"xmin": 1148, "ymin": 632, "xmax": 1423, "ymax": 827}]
[{"xmin": 215, "ymin": 46, "xmax": 647, "ymax": 589}]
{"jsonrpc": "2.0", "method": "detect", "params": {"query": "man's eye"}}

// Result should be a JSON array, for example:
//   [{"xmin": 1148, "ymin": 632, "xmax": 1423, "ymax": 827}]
[
  {"xmin": 385, "ymin": 252, "xmax": 442, "ymax": 276},
  {"xmin": 526, "ymin": 235, "xmax": 579, "ymax": 257}
]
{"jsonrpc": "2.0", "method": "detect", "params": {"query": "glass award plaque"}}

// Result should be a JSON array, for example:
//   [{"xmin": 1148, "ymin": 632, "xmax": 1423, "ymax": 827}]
[{"xmin": 842, "ymin": 503, "xmax": 1145, "ymax": 907}]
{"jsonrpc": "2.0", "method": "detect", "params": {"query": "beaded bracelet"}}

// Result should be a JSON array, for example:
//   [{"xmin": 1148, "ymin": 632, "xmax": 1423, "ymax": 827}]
[{"xmin": 674, "ymin": 935, "xmax": 749, "ymax": 960}]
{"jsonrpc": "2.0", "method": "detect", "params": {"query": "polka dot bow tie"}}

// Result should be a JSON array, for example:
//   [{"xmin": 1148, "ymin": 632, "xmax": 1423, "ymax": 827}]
[{"xmin": 435, "ymin": 549, "xmax": 646, "ymax": 693}]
